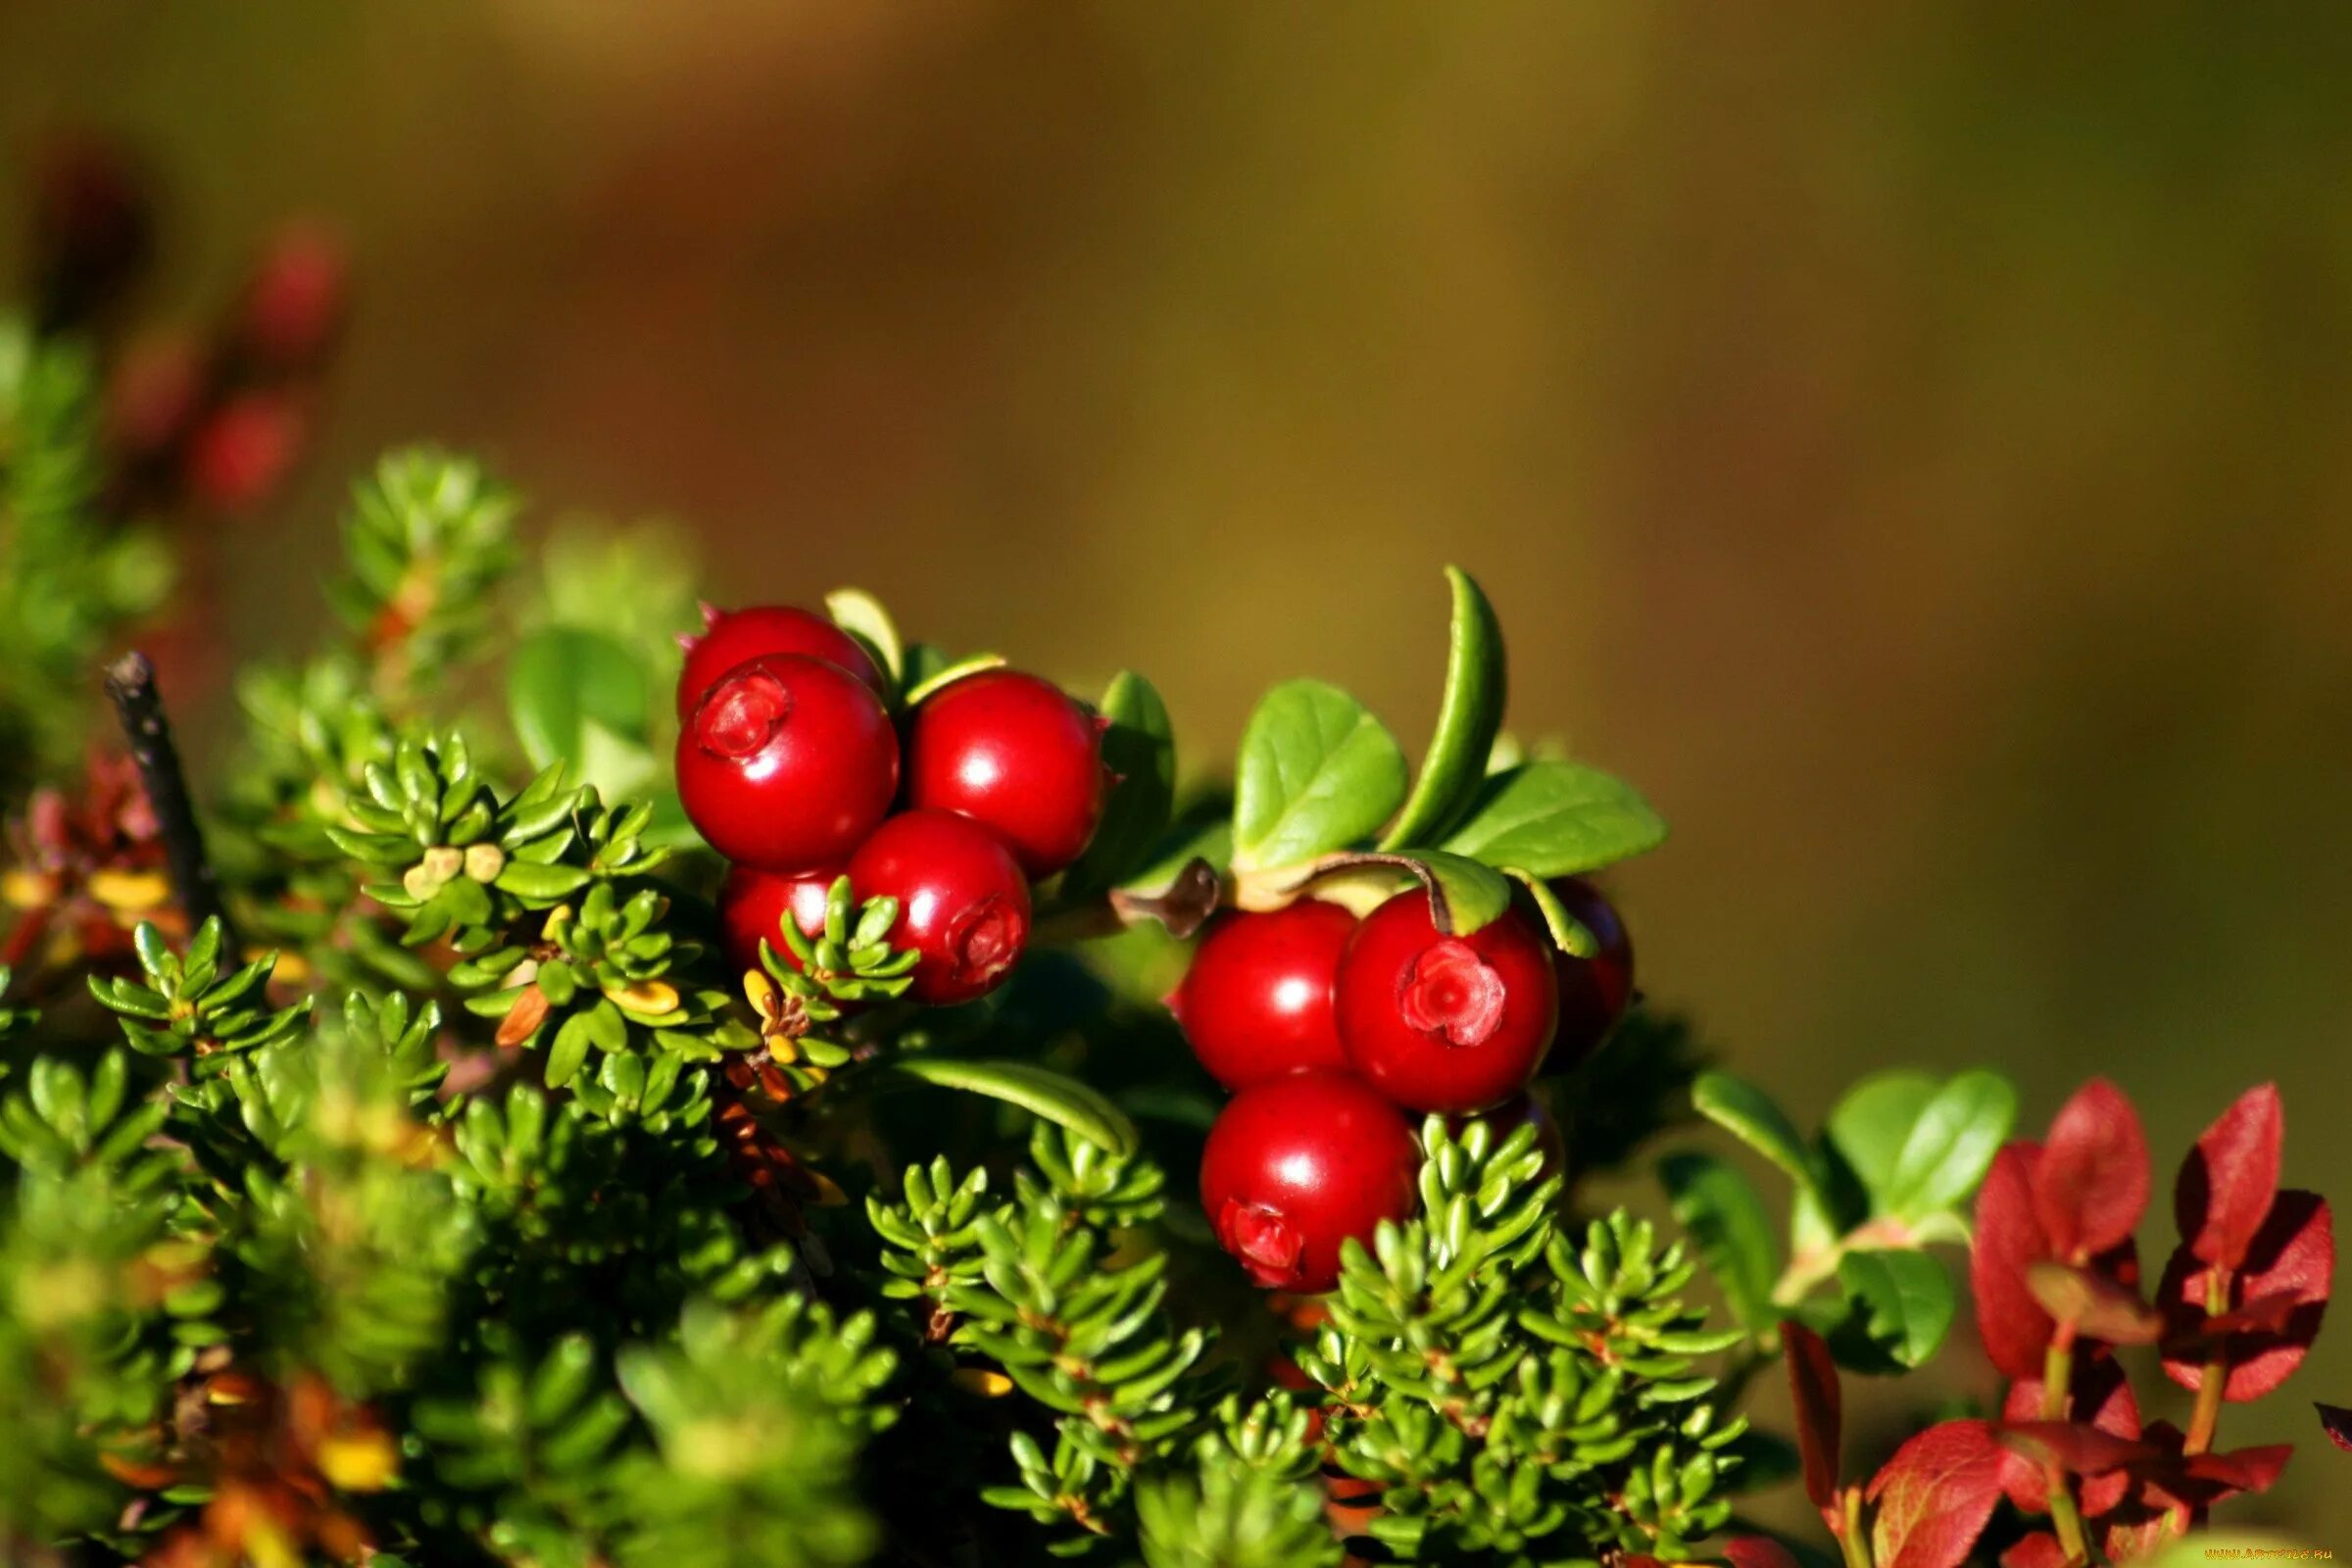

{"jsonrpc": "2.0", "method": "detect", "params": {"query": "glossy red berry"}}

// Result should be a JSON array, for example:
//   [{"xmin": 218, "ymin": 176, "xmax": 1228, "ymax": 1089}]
[
  {"xmin": 676, "ymin": 604, "xmax": 888, "ymax": 714},
  {"xmin": 716, "ymin": 863, "xmax": 838, "ymax": 977},
  {"xmin": 676, "ymin": 655, "xmax": 899, "ymax": 872},
  {"xmin": 905, "ymin": 670, "xmax": 1106, "ymax": 878},
  {"xmin": 846, "ymin": 809, "xmax": 1032, "ymax": 1005},
  {"xmin": 1335, "ymin": 892, "xmax": 1559, "ymax": 1115},
  {"xmin": 1448, "ymin": 1090, "xmax": 1566, "ymax": 1180},
  {"xmin": 1547, "ymin": 877, "xmax": 1635, "ymax": 1065},
  {"xmin": 1200, "ymin": 1070, "xmax": 1420, "ymax": 1294},
  {"xmin": 1168, "ymin": 901, "xmax": 1355, "ymax": 1090}
]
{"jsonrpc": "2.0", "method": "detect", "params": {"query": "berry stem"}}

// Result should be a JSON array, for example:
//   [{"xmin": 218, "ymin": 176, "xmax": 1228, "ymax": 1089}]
[
  {"xmin": 103, "ymin": 651, "xmax": 236, "ymax": 953},
  {"xmin": 2039, "ymin": 1331, "xmax": 2090, "ymax": 1566},
  {"xmin": 1835, "ymin": 1485, "xmax": 1875, "ymax": 1568}
]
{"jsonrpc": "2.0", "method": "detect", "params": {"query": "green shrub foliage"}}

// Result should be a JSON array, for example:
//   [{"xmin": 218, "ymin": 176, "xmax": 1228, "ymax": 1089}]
[{"xmin": 0, "ymin": 320, "xmax": 2328, "ymax": 1567}]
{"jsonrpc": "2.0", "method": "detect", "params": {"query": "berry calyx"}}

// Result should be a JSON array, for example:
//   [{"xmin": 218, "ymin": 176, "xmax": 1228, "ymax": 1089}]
[
  {"xmin": 904, "ymin": 669, "xmax": 1106, "ymax": 878},
  {"xmin": 845, "ymin": 809, "xmax": 1032, "ymax": 1005},
  {"xmin": 676, "ymin": 655, "xmax": 898, "ymax": 872},
  {"xmin": 1168, "ymin": 900, "xmax": 1355, "ymax": 1090},
  {"xmin": 1335, "ymin": 892, "xmax": 1559, "ymax": 1114},
  {"xmin": 1547, "ymin": 876, "xmax": 1635, "ymax": 1066},
  {"xmin": 717, "ymin": 863, "xmax": 837, "ymax": 978},
  {"xmin": 1199, "ymin": 1070, "xmax": 1419, "ymax": 1293},
  {"xmin": 676, "ymin": 604, "xmax": 888, "ymax": 714}
]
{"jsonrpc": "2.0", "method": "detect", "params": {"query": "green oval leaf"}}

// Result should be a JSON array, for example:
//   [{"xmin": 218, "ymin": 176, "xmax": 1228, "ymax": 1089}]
[
  {"xmin": 1692, "ymin": 1070, "xmax": 1820, "ymax": 1197},
  {"xmin": 1381, "ymin": 565, "xmax": 1506, "ymax": 851},
  {"xmin": 1507, "ymin": 868, "xmax": 1597, "ymax": 958},
  {"xmin": 1061, "ymin": 670, "xmax": 1175, "ymax": 897},
  {"xmin": 904, "ymin": 654, "xmax": 1008, "ymax": 708},
  {"xmin": 825, "ymin": 587, "xmax": 903, "ymax": 687},
  {"xmin": 1440, "ymin": 760, "xmax": 1666, "ymax": 877},
  {"xmin": 887, "ymin": 1057, "xmax": 1138, "ymax": 1157},
  {"xmin": 1230, "ymin": 680, "xmax": 1407, "ymax": 872},
  {"xmin": 1885, "ymin": 1069, "xmax": 2017, "ymax": 1223},
  {"xmin": 1832, "ymin": 1249, "xmax": 1957, "ymax": 1371},
  {"xmin": 1659, "ymin": 1150, "xmax": 1780, "ymax": 1331},
  {"xmin": 509, "ymin": 626, "xmax": 652, "ymax": 772}
]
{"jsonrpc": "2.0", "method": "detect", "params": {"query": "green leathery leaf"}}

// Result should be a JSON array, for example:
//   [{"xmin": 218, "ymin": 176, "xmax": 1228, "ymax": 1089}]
[
  {"xmin": 1230, "ymin": 679, "xmax": 1407, "ymax": 872},
  {"xmin": 509, "ymin": 625, "xmax": 651, "ymax": 772},
  {"xmin": 1440, "ymin": 759, "xmax": 1666, "ymax": 877},
  {"xmin": 1276, "ymin": 849, "xmax": 1513, "ymax": 936},
  {"xmin": 884, "ymin": 1057, "xmax": 1137, "ymax": 1157},
  {"xmin": 1883, "ymin": 1069, "xmax": 2017, "ymax": 1223},
  {"xmin": 1658, "ymin": 1151, "xmax": 1779, "ymax": 1330},
  {"xmin": 825, "ymin": 587, "xmax": 903, "ymax": 686},
  {"xmin": 1692, "ymin": 1071, "xmax": 1820, "ymax": 1196},
  {"xmin": 1832, "ymin": 1248, "xmax": 1956, "ymax": 1370},
  {"xmin": 1381, "ymin": 565, "xmax": 1506, "ymax": 851},
  {"xmin": 1061, "ymin": 669, "xmax": 1175, "ymax": 896},
  {"xmin": 1822, "ymin": 1070, "xmax": 1939, "ymax": 1224},
  {"xmin": 903, "ymin": 654, "xmax": 1007, "ymax": 708},
  {"xmin": 1509, "ymin": 867, "xmax": 1597, "ymax": 957}
]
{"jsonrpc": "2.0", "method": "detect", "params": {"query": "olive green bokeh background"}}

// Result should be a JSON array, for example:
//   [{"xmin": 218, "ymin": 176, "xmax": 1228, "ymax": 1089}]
[{"xmin": 7, "ymin": 2, "xmax": 2352, "ymax": 1544}]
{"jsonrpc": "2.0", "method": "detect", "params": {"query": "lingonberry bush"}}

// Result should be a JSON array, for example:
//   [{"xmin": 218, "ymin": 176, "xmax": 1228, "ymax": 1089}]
[{"xmin": 0, "ymin": 318, "xmax": 2336, "ymax": 1564}]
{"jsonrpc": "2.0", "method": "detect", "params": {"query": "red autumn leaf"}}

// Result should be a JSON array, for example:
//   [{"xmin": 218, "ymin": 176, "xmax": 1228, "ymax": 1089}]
[
  {"xmin": 2025, "ymin": 1260, "xmax": 2162, "ymax": 1345},
  {"xmin": 1974, "ymin": 1142, "xmax": 2056, "ymax": 1378},
  {"xmin": 2001, "ymin": 1531, "xmax": 2069, "ymax": 1568},
  {"xmin": 2033, "ymin": 1079, "xmax": 2150, "ymax": 1262},
  {"xmin": 2185, "ymin": 1445, "xmax": 2292, "ymax": 1496},
  {"xmin": 1867, "ymin": 1419, "xmax": 2005, "ymax": 1568},
  {"xmin": 1722, "ymin": 1538, "xmax": 1804, "ymax": 1568},
  {"xmin": 2160, "ymin": 1191, "xmax": 2333, "ymax": 1401},
  {"xmin": 2100, "ymin": 1508, "xmax": 2173, "ymax": 1565},
  {"xmin": 1997, "ymin": 1420, "xmax": 2158, "ymax": 1477},
  {"xmin": 1999, "ymin": 1360, "xmax": 2142, "ymax": 1516},
  {"xmin": 2318, "ymin": 1402, "xmax": 2352, "ymax": 1453},
  {"xmin": 1784, "ymin": 1320, "xmax": 1842, "ymax": 1514},
  {"xmin": 2176, "ymin": 1084, "xmax": 2282, "ymax": 1272}
]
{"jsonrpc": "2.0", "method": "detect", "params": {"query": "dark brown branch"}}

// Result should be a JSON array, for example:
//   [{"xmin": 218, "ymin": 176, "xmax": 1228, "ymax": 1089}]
[{"xmin": 103, "ymin": 651, "xmax": 236, "ymax": 952}]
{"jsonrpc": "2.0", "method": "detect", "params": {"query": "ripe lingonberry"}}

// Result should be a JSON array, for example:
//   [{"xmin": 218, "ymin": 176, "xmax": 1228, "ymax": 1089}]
[
  {"xmin": 676, "ymin": 655, "xmax": 898, "ymax": 872},
  {"xmin": 1168, "ymin": 900, "xmax": 1355, "ymax": 1090},
  {"xmin": 716, "ymin": 863, "xmax": 838, "ymax": 978},
  {"xmin": 1200, "ymin": 1069, "xmax": 1420, "ymax": 1294},
  {"xmin": 846, "ymin": 809, "xmax": 1031, "ymax": 1005},
  {"xmin": 1547, "ymin": 876, "xmax": 1635, "ymax": 1065},
  {"xmin": 1335, "ymin": 892, "xmax": 1559, "ymax": 1115},
  {"xmin": 676, "ymin": 604, "xmax": 888, "ymax": 715},
  {"xmin": 904, "ymin": 669, "xmax": 1106, "ymax": 878}
]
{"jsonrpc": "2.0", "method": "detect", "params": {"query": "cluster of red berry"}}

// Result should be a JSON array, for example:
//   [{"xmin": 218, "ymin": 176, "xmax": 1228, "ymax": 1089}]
[
  {"xmin": 677, "ymin": 605, "xmax": 1106, "ymax": 1006},
  {"xmin": 1180, "ymin": 879, "xmax": 1634, "ymax": 1293}
]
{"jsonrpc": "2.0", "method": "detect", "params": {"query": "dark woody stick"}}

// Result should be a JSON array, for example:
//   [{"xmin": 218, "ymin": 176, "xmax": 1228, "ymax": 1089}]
[{"xmin": 103, "ymin": 651, "xmax": 235, "ymax": 951}]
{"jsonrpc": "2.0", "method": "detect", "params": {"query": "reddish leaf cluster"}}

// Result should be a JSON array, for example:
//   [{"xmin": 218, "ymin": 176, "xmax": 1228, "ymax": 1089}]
[
  {"xmin": 2, "ymin": 748, "xmax": 176, "ymax": 977},
  {"xmin": 1756, "ymin": 1080, "xmax": 2331, "ymax": 1568},
  {"xmin": 120, "ymin": 1367, "xmax": 396, "ymax": 1568},
  {"xmin": 29, "ymin": 132, "xmax": 347, "ymax": 520}
]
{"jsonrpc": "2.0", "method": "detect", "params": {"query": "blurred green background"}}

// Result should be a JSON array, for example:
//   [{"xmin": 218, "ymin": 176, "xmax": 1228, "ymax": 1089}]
[{"xmin": 8, "ymin": 1, "xmax": 2352, "ymax": 1544}]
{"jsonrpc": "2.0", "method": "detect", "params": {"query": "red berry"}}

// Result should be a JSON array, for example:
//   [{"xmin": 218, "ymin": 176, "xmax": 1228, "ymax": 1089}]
[
  {"xmin": 1335, "ymin": 893, "xmax": 1559, "ymax": 1115},
  {"xmin": 716, "ymin": 863, "xmax": 838, "ymax": 977},
  {"xmin": 1168, "ymin": 901, "xmax": 1355, "ymax": 1090},
  {"xmin": 1200, "ymin": 1070, "xmax": 1419, "ymax": 1293},
  {"xmin": 1448, "ymin": 1090, "xmax": 1566, "ymax": 1180},
  {"xmin": 677, "ymin": 604, "xmax": 887, "ymax": 714},
  {"xmin": 905, "ymin": 670, "xmax": 1106, "ymax": 878},
  {"xmin": 236, "ymin": 221, "xmax": 349, "ymax": 371},
  {"xmin": 185, "ymin": 393, "xmax": 305, "ymax": 513},
  {"xmin": 676, "ymin": 655, "xmax": 898, "ymax": 872},
  {"xmin": 1547, "ymin": 877, "xmax": 1635, "ymax": 1065},
  {"xmin": 846, "ymin": 809, "xmax": 1032, "ymax": 1005}
]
